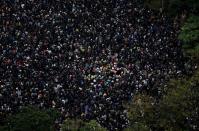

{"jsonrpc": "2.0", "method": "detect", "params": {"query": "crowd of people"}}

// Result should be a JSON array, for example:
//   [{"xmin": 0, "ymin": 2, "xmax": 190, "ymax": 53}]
[{"xmin": 1, "ymin": 0, "xmax": 185, "ymax": 130}]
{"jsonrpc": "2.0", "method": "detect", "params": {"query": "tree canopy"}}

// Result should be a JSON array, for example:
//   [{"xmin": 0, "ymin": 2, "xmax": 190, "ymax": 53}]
[
  {"xmin": 61, "ymin": 119, "xmax": 107, "ymax": 131},
  {"xmin": 145, "ymin": 0, "xmax": 199, "ymax": 15},
  {"xmin": 0, "ymin": 106, "xmax": 60, "ymax": 131},
  {"xmin": 179, "ymin": 15, "xmax": 199, "ymax": 60},
  {"xmin": 125, "ymin": 69, "xmax": 199, "ymax": 131}
]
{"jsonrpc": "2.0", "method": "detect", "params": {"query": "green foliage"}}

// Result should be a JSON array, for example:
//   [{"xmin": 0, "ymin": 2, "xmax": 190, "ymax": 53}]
[
  {"xmin": 61, "ymin": 119, "xmax": 106, "ymax": 131},
  {"xmin": 126, "ymin": 69, "xmax": 199, "ymax": 131},
  {"xmin": 61, "ymin": 119, "xmax": 84, "ymax": 131},
  {"xmin": 167, "ymin": 0, "xmax": 199, "ymax": 15},
  {"xmin": 167, "ymin": 0, "xmax": 186, "ymax": 15},
  {"xmin": 158, "ymin": 71, "xmax": 199, "ymax": 130},
  {"xmin": 125, "ymin": 94, "xmax": 157, "ymax": 130},
  {"xmin": 179, "ymin": 15, "xmax": 199, "ymax": 43},
  {"xmin": 2, "ymin": 106, "xmax": 59, "ymax": 131},
  {"xmin": 46, "ymin": 108, "xmax": 61, "ymax": 121},
  {"xmin": 144, "ymin": 0, "xmax": 162, "ymax": 10},
  {"xmin": 0, "ymin": 125, "xmax": 7, "ymax": 131},
  {"xmin": 80, "ymin": 120, "xmax": 107, "ymax": 131},
  {"xmin": 124, "ymin": 122, "xmax": 150, "ymax": 131},
  {"xmin": 145, "ymin": 0, "xmax": 199, "ymax": 15},
  {"xmin": 179, "ymin": 15, "xmax": 199, "ymax": 60}
]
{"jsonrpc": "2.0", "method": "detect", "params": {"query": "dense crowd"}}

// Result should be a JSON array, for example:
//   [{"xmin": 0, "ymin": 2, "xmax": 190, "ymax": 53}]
[{"xmin": 0, "ymin": 0, "xmax": 185, "ymax": 130}]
